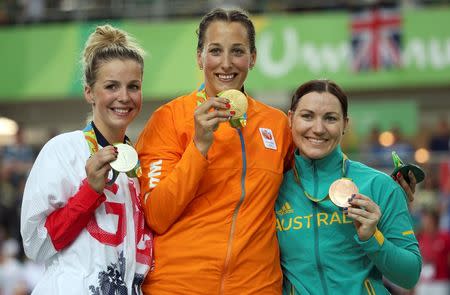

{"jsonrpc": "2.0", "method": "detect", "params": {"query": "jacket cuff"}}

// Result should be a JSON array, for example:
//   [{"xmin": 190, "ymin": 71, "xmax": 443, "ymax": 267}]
[
  {"xmin": 80, "ymin": 179, "xmax": 107, "ymax": 210},
  {"xmin": 354, "ymin": 228, "xmax": 385, "ymax": 253},
  {"xmin": 187, "ymin": 140, "xmax": 210, "ymax": 166}
]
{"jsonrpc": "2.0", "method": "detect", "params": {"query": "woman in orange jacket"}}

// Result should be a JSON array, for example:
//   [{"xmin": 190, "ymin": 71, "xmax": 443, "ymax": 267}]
[{"xmin": 136, "ymin": 7, "xmax": 417, "ymax": 295}]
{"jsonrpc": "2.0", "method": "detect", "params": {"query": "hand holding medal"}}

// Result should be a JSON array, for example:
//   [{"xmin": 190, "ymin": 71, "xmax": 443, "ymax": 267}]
[
  {"xmin": 344, "ymin": 194, "xmax": 382, "ymax": 241},
  {"xmin": 85, "ymin": 145, "xmax": 119, "ymax": 193}
]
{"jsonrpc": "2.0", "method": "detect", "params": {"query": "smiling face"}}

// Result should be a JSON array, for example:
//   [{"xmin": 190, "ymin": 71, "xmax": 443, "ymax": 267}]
[
  {"xmin": 288, "ymin": 91, "xmax": 348, "ymax": 160},
  {"xmin": 197, "ymin": 20, "xmax": 256, "ymax": 97},
  {"xmin": 84, "ymin": 58, "xmax": 142, "ymax": 143}
]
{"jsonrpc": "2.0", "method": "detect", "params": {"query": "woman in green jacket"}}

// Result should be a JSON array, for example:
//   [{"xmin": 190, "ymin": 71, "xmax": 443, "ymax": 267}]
[{"xmin": 276, "ymin": 79, "xmax": 422, "ymax": 295}]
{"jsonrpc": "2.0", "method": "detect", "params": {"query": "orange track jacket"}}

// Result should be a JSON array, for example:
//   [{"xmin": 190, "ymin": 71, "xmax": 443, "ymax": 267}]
[{"xmin": 136, "ymin": 90, "xmax": 292, "ymax": 294}]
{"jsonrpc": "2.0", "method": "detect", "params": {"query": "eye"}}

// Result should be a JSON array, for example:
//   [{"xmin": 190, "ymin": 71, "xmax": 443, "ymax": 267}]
[
  {"xmin": 300, "ymin": 113, "xmax": 313, "ymax": 120},
  {"xmin": 128, "ymin": 84, "xmax": 141, "ymax": 91},
  {"xmin": 325, "ymin": 115, "xmax": 338, "ymax": 122},
  {"xmin": 232, "ymin": 48, "xmax": 245, "ymax": 56},
  {"xmin": 106, "ymin": 84, "xmax": 118, "ymax": 91},
  {"xmin": 209, "ymin": 48, "xmax": 221, "ymax": 55}
]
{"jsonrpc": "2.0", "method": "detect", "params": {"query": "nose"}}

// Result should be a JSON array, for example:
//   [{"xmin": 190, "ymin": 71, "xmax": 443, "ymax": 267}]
[
  {"xmin": 312, "ymin": 118, "xmax": 325, "ymax": 134},
  {"xmin": 117, "ymin": 87, "xmax": 130, "ymax": 103},
  {"xmin": 221, "ymin": 53, "xmax": 232, "ymax": 71}
]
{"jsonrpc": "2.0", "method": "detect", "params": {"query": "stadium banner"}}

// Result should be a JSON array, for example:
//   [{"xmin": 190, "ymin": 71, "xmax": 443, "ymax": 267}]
[{"xmin": 0, "ymin": 7, "xmax": 449, "ymax": 100}]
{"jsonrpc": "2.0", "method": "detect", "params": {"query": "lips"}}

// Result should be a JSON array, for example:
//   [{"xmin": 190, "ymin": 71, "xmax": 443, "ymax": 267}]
[
  {"xmin": 216, "ymin": 73, "xmax": 236, "ymax": 82},
  {"xmin": 111, "ymin": 108, "xmax": 132, "ymax": 115},
  {"xmin": 306, "ymin": 137, "xmax": 327, "ymax": 144}
]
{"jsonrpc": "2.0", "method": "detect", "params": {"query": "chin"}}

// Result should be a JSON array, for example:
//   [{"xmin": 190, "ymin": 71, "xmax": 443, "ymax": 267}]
[{"xmin": 303, "ymin": 150, "xmax": 327, "ymax": 160}]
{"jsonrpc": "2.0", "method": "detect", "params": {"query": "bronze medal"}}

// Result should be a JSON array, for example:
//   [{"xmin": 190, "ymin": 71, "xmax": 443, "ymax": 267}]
[{"xmin": 328, "ymin": 178, "xmax": 358, "ymax": 207}]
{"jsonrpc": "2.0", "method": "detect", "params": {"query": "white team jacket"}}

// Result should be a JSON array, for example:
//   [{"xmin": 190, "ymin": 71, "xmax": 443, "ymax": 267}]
[{"xmin": 21, "ymin": 131, "xmax": 152, "ymax": 295}]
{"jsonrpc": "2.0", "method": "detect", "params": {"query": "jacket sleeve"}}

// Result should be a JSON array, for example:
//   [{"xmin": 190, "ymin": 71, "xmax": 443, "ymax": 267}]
[
  {"xmin": 136, "ymin": 104, "xmax": 209, "ymax": 234},
  {"xmin": 20, "ymin": 135, "xmax": 103, "ymax": 263},
  {"xmin": 354, "ymin": 185, "xmax": 422, "ymax": 289},
  {"xmin": 44, "ymin": 179, "xmax": 106, "ymax": 251}
]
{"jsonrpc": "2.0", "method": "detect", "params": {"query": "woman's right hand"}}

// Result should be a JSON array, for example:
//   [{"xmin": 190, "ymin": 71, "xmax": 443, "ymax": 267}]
[
  {"xmin": 193, "ymin": 96, "xmax": 232, "ymax": 156},
  {"xmin": 85, "ymin": 145, "xmax": 118, "ymax": 193}
]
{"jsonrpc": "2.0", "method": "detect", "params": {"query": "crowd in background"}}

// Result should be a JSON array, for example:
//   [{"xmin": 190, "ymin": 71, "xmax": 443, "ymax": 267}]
[{"xmin": 1, "ymin": 0, "xmax": 449, "ymax": 25}]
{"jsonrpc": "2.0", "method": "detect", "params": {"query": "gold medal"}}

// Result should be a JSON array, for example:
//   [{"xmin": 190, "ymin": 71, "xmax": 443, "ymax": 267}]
[
  {"xmin": 218, "ymin": 89, "xmax": 248, "ymax": 128},
  {"xmin": 110, "ymin": 143, "xmax": 138, "ymax": 173},
  {"xmin": 218, "ymin": 89, "xmax": 248, "ymax": 119},
  {"xmin": 328, "ymin": 178, "xmax": 358, "ymax": 207}
]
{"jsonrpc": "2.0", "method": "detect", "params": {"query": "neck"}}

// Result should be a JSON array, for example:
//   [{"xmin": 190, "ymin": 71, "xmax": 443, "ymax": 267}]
[{"xmin": 93, "ymin": 121, "xmax": 125, "ymax": 144}]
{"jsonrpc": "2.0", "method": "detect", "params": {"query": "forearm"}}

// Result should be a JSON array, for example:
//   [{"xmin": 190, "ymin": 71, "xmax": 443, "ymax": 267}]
[
  {"xmin": 45, "ymin": 180, "xmax": 106, "ymax": 250},
  {"xmin": 142, "ymin": 141, "xmax": 208, "ymax": 234},
  {"xmin": 356, "ymin": 230, "xmax": 422, "ymax": 289}
]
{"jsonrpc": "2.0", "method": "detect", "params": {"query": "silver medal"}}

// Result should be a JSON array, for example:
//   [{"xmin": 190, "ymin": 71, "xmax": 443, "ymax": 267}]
[{"xmin": 109, "ymin": 143, "xmax": 138, "ymax": 173}]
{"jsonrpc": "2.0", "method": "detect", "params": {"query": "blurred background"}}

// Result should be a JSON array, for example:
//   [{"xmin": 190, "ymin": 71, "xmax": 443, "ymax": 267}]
[{"xmin": 0, "ymin": 0, "xmax": 449, "ymax": 294}]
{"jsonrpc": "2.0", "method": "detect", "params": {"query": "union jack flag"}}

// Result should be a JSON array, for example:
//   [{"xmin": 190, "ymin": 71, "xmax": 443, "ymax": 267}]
[{"xmin": 350, "ymin": 6, "xmax": 403, "ymax": 71}]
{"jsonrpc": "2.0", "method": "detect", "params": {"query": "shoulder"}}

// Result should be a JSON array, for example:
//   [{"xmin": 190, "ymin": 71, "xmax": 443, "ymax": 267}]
[
  {"xmin": 251, "ymin": 97, "xmax": 287, "ymax": 119},
  {"xmin": 249, "ymin": 97, "xmax": 289, "ymax": 132},
  {"xmin": 37, "ymin": 131, "xmax": 87, "ymax": 163},
  {"xmin": 350, "ymin": 160, "xmax": 393, "ymax": 183},
  {"xmin": 150, "ymin": 92, "xmax": 195, "ymax": 122},
  {"xmin": 27, "ymin": 131, "xmax": 87, "ymax": 188},
  {"xmin": 43, "ymin": 131, "xmax": 85, "ymax": 152},
  {"xmin": 349, "ymin": 160, "xmax": 407, "ymax": 201}
]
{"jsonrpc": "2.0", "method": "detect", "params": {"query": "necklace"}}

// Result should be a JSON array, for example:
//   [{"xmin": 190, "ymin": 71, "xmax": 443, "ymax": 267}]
[{"xmin": 293, "ymin": 153, "xmax": 349, "ymax": 203}]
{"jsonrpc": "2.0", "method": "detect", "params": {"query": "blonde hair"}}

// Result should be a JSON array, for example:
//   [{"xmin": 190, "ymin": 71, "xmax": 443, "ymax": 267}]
[{"xmin": 82, "ymin": 24, "xmax": 145, "ymax": 87}]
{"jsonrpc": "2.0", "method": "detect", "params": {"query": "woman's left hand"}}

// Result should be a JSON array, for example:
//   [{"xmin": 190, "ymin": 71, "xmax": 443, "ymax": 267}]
[{"xmin": 345, "ymin": 194, "xmax": 381, "ymax": 241}]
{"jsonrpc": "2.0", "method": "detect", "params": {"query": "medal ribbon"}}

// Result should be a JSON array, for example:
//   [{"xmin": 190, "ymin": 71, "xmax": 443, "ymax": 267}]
[
  {"xmin": 82, "ymin": 122, "xmax": 142, "ymax": 184},
  {"xmin": 293, "ymin": 153, "xmax": 350, "ymax": 203}
]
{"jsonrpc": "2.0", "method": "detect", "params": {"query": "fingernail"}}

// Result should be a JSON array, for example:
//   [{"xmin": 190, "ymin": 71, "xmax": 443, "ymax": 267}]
[
  {"xmin": 397, "ymin": 172, "xmax": 402, "ymax": 178},
  {"xmin": 225, "ymin": 103, "xmax": 231, "ymax": 109},
  {"xmin": 348, "ymin": 194, "xmax": 355, "ymax": 202},
  {"xmin": 230, "ymin": 111, "xmax": 236, "ymax": 115}
]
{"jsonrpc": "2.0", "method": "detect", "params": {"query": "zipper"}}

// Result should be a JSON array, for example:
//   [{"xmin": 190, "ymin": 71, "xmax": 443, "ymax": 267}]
[
  {"xmin": 290, "ymin": 283, "xmax": 295, "ymax": 295},
  {"xmin": 364, "ymin": 278, "xmax": 376, "ymax": 295},
  {"xmin": 312, "ymin": 161, "xmax": 328, "ymax": 295},
  {"xmin": 219, "ymin": 129, "xmax": 247, "ymax": 294}
]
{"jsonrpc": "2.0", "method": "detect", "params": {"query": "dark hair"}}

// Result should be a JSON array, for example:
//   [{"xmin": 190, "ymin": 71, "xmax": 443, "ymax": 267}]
[
  {"xmin": 196, "ymin": 8, "xmax": 256, "ymax": 53},
  {"xmin": 290, "ymin": 79, "xmax": 348, "ymax": 118},
  {"xmin": 83, "ymin": 24, "xmax": 145, "ymax": 87}
]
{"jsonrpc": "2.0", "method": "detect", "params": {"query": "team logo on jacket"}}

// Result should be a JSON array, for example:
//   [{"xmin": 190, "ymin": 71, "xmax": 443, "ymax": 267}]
[
  {"xmin": 259, "ymin": 128, "xmax": 277, "ymax": 150},
  {"xmin": 277, "ymin": 202, "xmax": 294, "ymax": 215}
]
